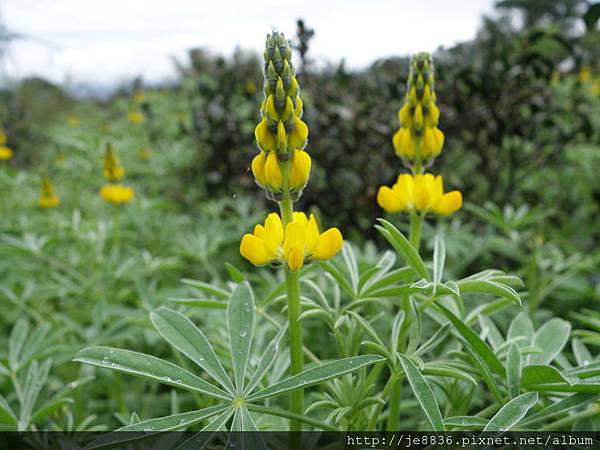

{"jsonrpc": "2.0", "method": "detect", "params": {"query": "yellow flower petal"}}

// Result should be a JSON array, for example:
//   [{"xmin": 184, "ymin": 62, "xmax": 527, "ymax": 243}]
[
  {"xmin": 377, "ymin": 186, "xmax": 403, "ymax": 212},
  {"xmin": 263, "ymin": 213, "xmax": 284, "ymax": 254},
  {"xmin": 305, "ymin": 214, "xmax": 320, "ymax": 253},
  {"xmin": 294, "ymin": 96, "xmax": 303, "ymax": 118},
  {"xmin": 398, "ymin": 128, "xmax": 415, "ymax": 158},
  {"xmin": 434, "ymin": 191, "xmax": 463, "ymax": 215},
  {"xmin": 311, "ymin": 228, "xmax": 343, "ymax": 261},
  {"xmin": 251, "ymin": 152, "xmax": 267, "ymax": 186},
  {"xmin": 287, "ymin": 243, "xmax": 305, "ymax": 271},
  {"xmin": 430, "ymin": 128, "xmax": 444, "ymax": 157},
  {"xmin": 255, "ymin": 117, "xmax": 275, "ymax": 152},
  {"xmin": 289, "ymin": 150, "xmax": 311, "ymax": 190},
  {"xmin": 264, "ymin": 151, "xmax": 282, "ymax": 190},
  {"xmin": 265, "ymin": 95, "xmax": 278, "ymax": 120},
  {"xmin": 0, "ymin": 146, "xmax": 13, "ymax": 160},
  {"xmin": 413, "ymin": 104, "xmax": 423, "ymax": 129},
  {"xmin": 413, "ymin": 174, "xmax": 431, "ymax": 212},
  {"xmin": 399, "ymin": 103, "xmax": 412, "ymax": 127},
  {"xmin": 276, "ymin": 120, "xmax": 287, "ymax": 153},
  {"xmin": 282, "ymin": 221, "xmax": 302, "ymax": 259},
  {"xmin": 240, "ymin": 234, "xmax": 273, "ymax": 266},
  {"xmin": 289, "ymin": 118, "xmax": 308, "ymax": 150}
]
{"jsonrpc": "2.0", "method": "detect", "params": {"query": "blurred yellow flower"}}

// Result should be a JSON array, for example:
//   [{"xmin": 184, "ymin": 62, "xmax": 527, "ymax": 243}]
[
  {"xmin": 240, "ymin": 212, "xmax": 343, "ymax": 271},
  {"xmin": 377, "ymin": 173, "xmax": 462, "ymax": 216},
  {"xmin": 0, "ymin": 146, "xmax": 13, "ymax": 160},
  {"xmin": 139, "ymin": 147, "xmax": 151, "ymax": 161},
  {"xmin": 103, "ymin": 144, "xmax": 125, "ymax": 181},
  {"xmin": 245, "ymin": 81, "xmax": 257, "ymax": 94},
  {"xmin": 579, "ymin": 66, "xmax": 591, "ymax": 83},
  {"xmin": 133, "ymin": 90, "xmax": 145, "ymax": 103},
  {"xmin": 127, "ymin": 111, "xmax": 144, "ymax": 124},
  {"xmin": 100, "ymin": 184, "xmax": 134, "ymax": 205},
  {"xmin": 68, "ymin": 115, "xmax": 80, "ymax": 129},
  {"xmin": 39, "ymin": 177, "xmax": 60, "ymax": 209}
]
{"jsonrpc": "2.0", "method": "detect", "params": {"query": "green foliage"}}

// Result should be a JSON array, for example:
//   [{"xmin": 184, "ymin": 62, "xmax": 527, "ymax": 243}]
[{"xmin": 1, "ymin": 0, "xmax": 599, "ymax": 434}]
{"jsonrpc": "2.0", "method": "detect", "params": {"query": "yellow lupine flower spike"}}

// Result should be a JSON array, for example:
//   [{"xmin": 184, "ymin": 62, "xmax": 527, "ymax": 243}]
[
  {"xmin": 39, "ymin": 176, "xmax": 60, "ymax": 209},
  {"xmin": 377, "ymin": 173, "xmax": 462, "ymax": 216},
  {"xmin": 252, "ymin": 31, "xmax": 311, "ymax": 200},
  {"xmin": 0, "ymin": 128, "xmax": 13, "ymax": 160},
  {"xmin": 240, "ymin": 212, "xmax": 343, "ymax": 271},
  {"xmin": 127, "ymin": 110, "xmax": 144, "ymax": 124},
  {"xmin": 103, "ymin": 143, "xmax": 125, "ymax": 181},
  {"xmin": 393, "ymin": 53, "xmax": 445, "ymax": 165}
]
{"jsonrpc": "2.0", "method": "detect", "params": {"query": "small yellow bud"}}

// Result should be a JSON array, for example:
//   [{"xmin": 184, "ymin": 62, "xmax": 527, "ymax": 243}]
[
  {"xmin": 276, "ymin": 120, "xmax": 288, "ymax": 154},
  {"xmin": 393, "ymin": 128, "xmax": 415, "ymax": 159},
  {"xmin": 264, "ymin": 151, "xmax": 283, "ymax": 190},
  {"xmin": 294, "ymin": 96, "xmax": 303, "ymax": 118},
  {"xmin": 289, "ymin": 150, "xmax": 311, "ymax": 191},
  {"xmin": 265, "ymin": 95, "xmax": 278, "ymax": 121},
  {"xmin": 251, "ymin": 152, "xmax": 268, "ymax": 187},
  {"xmin": 413, "ymin": 104, "xmax": 423, "ymax": 130},
  {"xmin": 399, "ymin": 103, "xmax": 412, "ymax": 127},
  {"xmin": 255, "ymin": 118, "xmax": 276, "ymax": 152},
  {"xmin": 289, "ymin": 118, "xmax": 308, "ymax": 150},
  {"xmin": 426, "ymin": 103, "xmax": 439, "ymax": 127}
]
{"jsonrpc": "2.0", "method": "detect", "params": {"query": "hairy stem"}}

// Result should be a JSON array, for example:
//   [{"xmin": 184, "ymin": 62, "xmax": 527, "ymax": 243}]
[
  {"xmin": 387, "ymin": 212, "xmax": 423, "ymax": 430},
  {"xmin": 279, "ymin": 197, "xmax": 304, "ymax": 432}
]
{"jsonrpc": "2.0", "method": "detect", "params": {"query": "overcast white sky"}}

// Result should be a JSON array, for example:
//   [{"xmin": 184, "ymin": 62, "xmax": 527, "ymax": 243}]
[{"xmin": 2, "ymin": 0, "xmax": 496, "ymax": 87}]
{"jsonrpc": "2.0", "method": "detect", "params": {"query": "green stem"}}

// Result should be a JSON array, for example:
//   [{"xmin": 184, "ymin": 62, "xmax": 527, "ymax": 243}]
[
  {"xmin": 279, "ymin": 197, "xmax": 304, "ymax": 432},
  {"xmin": 387, "ymin": 213, "xmax": 423, "ymax": 430},
  {"xmin": 113, "ymin": 206, "xmax": 122, "ymax": 255},
  {"xmin": 387, "ymin": 376, "xmax": 403, "ymax": 431},
  {"xmin": 409, "ymin": 212, "xmax": 423, "ymax": 252}
]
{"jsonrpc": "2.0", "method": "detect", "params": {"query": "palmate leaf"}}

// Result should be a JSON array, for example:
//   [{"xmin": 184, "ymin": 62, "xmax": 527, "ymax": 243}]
[
  {"xmin": 398, "ymin": 353, "xmax": 445, "ymax": 431},
  {"xmin": 227, "ymin": 282, "xmax": 255, "ymax": 392},
  {"xmin": 73, "ymin": 347, "xmax": 231, "ymax": 401},
  {"xmin": 244, "ymin": 326, "xmax": 287, "ymax": 395},
  {"xmin": 19, "ymin": 358, "xmax": 52, "ymax": 431},
  {"xmin": 483, "ymin": 392, "xmax": 538, "ymax": 431},
  {"xmin": 0, "ymin": 394, "xmax": 17, "ymax": 427},
  {"xmin": 150, "ymin": 307, "xmax": 235, "ymax": 393},
  {"xmin": 8, "ymin": 319, "xmax": 29, "ymax": 371},
  {"xmin": 84, "ymin": 405, "xmax": 230, "ymax": 450},
  {"xmin": 173, "ymin": 409, "xmax": 237, "ymax": 450},
  {"xmin": 247, "ymin": 355, "xmax": 384, "ymax": 402}
]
